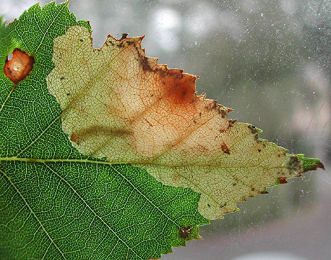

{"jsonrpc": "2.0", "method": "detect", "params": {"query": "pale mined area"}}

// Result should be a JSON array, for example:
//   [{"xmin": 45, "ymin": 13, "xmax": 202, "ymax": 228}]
[{"xmin": 47, "ymin": 26, "xmax": 303, "ymax": 220}]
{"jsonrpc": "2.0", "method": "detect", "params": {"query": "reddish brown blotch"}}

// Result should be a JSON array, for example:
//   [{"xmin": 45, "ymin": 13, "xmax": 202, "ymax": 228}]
[
  {"xmin": 161, "ymin": 69, "xmax": 198, "ymax": 106},
  {"xmin": 70, "ymin": 133, "xmax": 80, "ymax": 143},
  {"xmin": 4, "ymin": 49, "xmax": 34, "ymax": 85},
  {"xmin": 279, "ymin": 177, "xmax": 288, "ymax": 184}
]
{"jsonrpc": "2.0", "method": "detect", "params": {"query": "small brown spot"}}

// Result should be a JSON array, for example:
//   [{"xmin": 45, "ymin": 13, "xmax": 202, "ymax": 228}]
[
  {"xmin": 79, "ymin": 39, "xmax": 83, "ymax": 42},
  {"xmin": 120, "ymin": 33, "xmax": 128, "ymax": 40},
  {"xmin": 277, "ymin": 154, "xmax": 281, "ymax": 158},
  {"xmin": 172, "ymin": 173, "xmax": 181, "ymax": 180},
  {"xmin": 210, "ymin": 101, "xmax": 217, "ymax": 109},
  {"xmin": 228, "ymin": 119, "xmax": 237, "ymax": 127},
  {"xmin": 219, "ymin": 202, "xmax": 227, "ymax": 208},
  {"xmin": 258, "ymin": 149, "xmax": 261, "ymax": 152},
  {"xmin": 220, "ymin": 109, "xmax": 227, "ymax": 118},
  {"xmin": 60, "ymin": 76, "xmax": 65, "ymax": 80},
  {"xmin": 144, "ymin": 118, "xmax": 153, "ymax": 127},
  {"xmin": 279, "ymin": 177, "xmax": 288, "ymax": 184},
  {"xmin": 29, "ymin": 158, "xmax": 37, "ymax": 163},
  {"xmin": 179, "ymin": 226, "xmax": 194, "ymax": 239},
  {"xmin": 70, "ymin": 133, "xmax": 80, "ymax": 143},
  {"xmin": 221, "ymin": 143, "xmax": 230, "ymax": 154},
  {"xmin": 251, "ymin": 187, "xmax": 255, "ymax": 191},
  {"xmin": 4, "ymin": 49, "xmax": 34, "ymax": 84}
]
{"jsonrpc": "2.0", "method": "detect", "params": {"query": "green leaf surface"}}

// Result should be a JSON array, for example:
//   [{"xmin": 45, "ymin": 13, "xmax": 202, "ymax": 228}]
[{"xmin": 0, "ymin": 3, "xmax": 207, "ymax": 259}]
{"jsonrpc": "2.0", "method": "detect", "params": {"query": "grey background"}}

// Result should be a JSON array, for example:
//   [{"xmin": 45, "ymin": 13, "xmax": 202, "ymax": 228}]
[{"xmin": 1, "ymin": 1, "xmax": 330, "ymax": 259}]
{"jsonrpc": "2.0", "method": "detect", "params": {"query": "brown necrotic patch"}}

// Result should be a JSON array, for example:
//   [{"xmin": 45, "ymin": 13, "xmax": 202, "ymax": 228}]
[
  {"xmin": 278, "ymin": 177, "xmax": 288, "ymax": 184},
  {"xmin": 4, "ymin": 49, "xmax": 34, "ymax": 84},
  {"xmin": 179, "ymin": 226, "xmax": 194, "ymax": 239},
  {"xmin": 161, "ymin": 69, "xmax": 198, "ymax": 106}
]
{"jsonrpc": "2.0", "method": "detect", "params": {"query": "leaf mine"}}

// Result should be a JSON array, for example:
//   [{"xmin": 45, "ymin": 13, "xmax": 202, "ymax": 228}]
[{"xmin": 47, "ymin": 25, "xmax": 321, "ymax": 220}]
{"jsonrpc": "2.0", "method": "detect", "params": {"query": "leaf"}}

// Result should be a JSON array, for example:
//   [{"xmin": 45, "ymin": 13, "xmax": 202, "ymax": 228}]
[
  {"xmin": 0, "ymin": 2, "xmax": 323, "ymax": 260},
  {"xmin": 47, "ymin": 25, "xmax": 323, "ymax": 221}
]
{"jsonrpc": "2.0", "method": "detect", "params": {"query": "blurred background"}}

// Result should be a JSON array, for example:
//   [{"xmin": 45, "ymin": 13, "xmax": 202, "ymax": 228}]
[{"xmin": 1, "ymin": 0, "xmax": 330, "ymax": 259}]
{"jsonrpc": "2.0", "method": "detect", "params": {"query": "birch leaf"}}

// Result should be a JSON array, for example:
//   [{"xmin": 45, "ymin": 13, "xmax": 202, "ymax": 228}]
[{"xmin": 0, "ymin": 2, "xmax": 324, "ymax": 260}]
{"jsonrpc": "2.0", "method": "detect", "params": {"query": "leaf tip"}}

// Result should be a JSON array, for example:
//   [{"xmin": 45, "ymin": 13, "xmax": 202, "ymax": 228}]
[{"xmin": 297, "ymin": 154, "xmax": 325, "ymax": 172}]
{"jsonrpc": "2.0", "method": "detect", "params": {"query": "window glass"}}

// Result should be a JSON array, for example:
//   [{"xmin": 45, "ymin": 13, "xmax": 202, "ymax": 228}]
[{"xmin": 2, "ymin": 1, "xmax": 330, "ymax": 259}]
